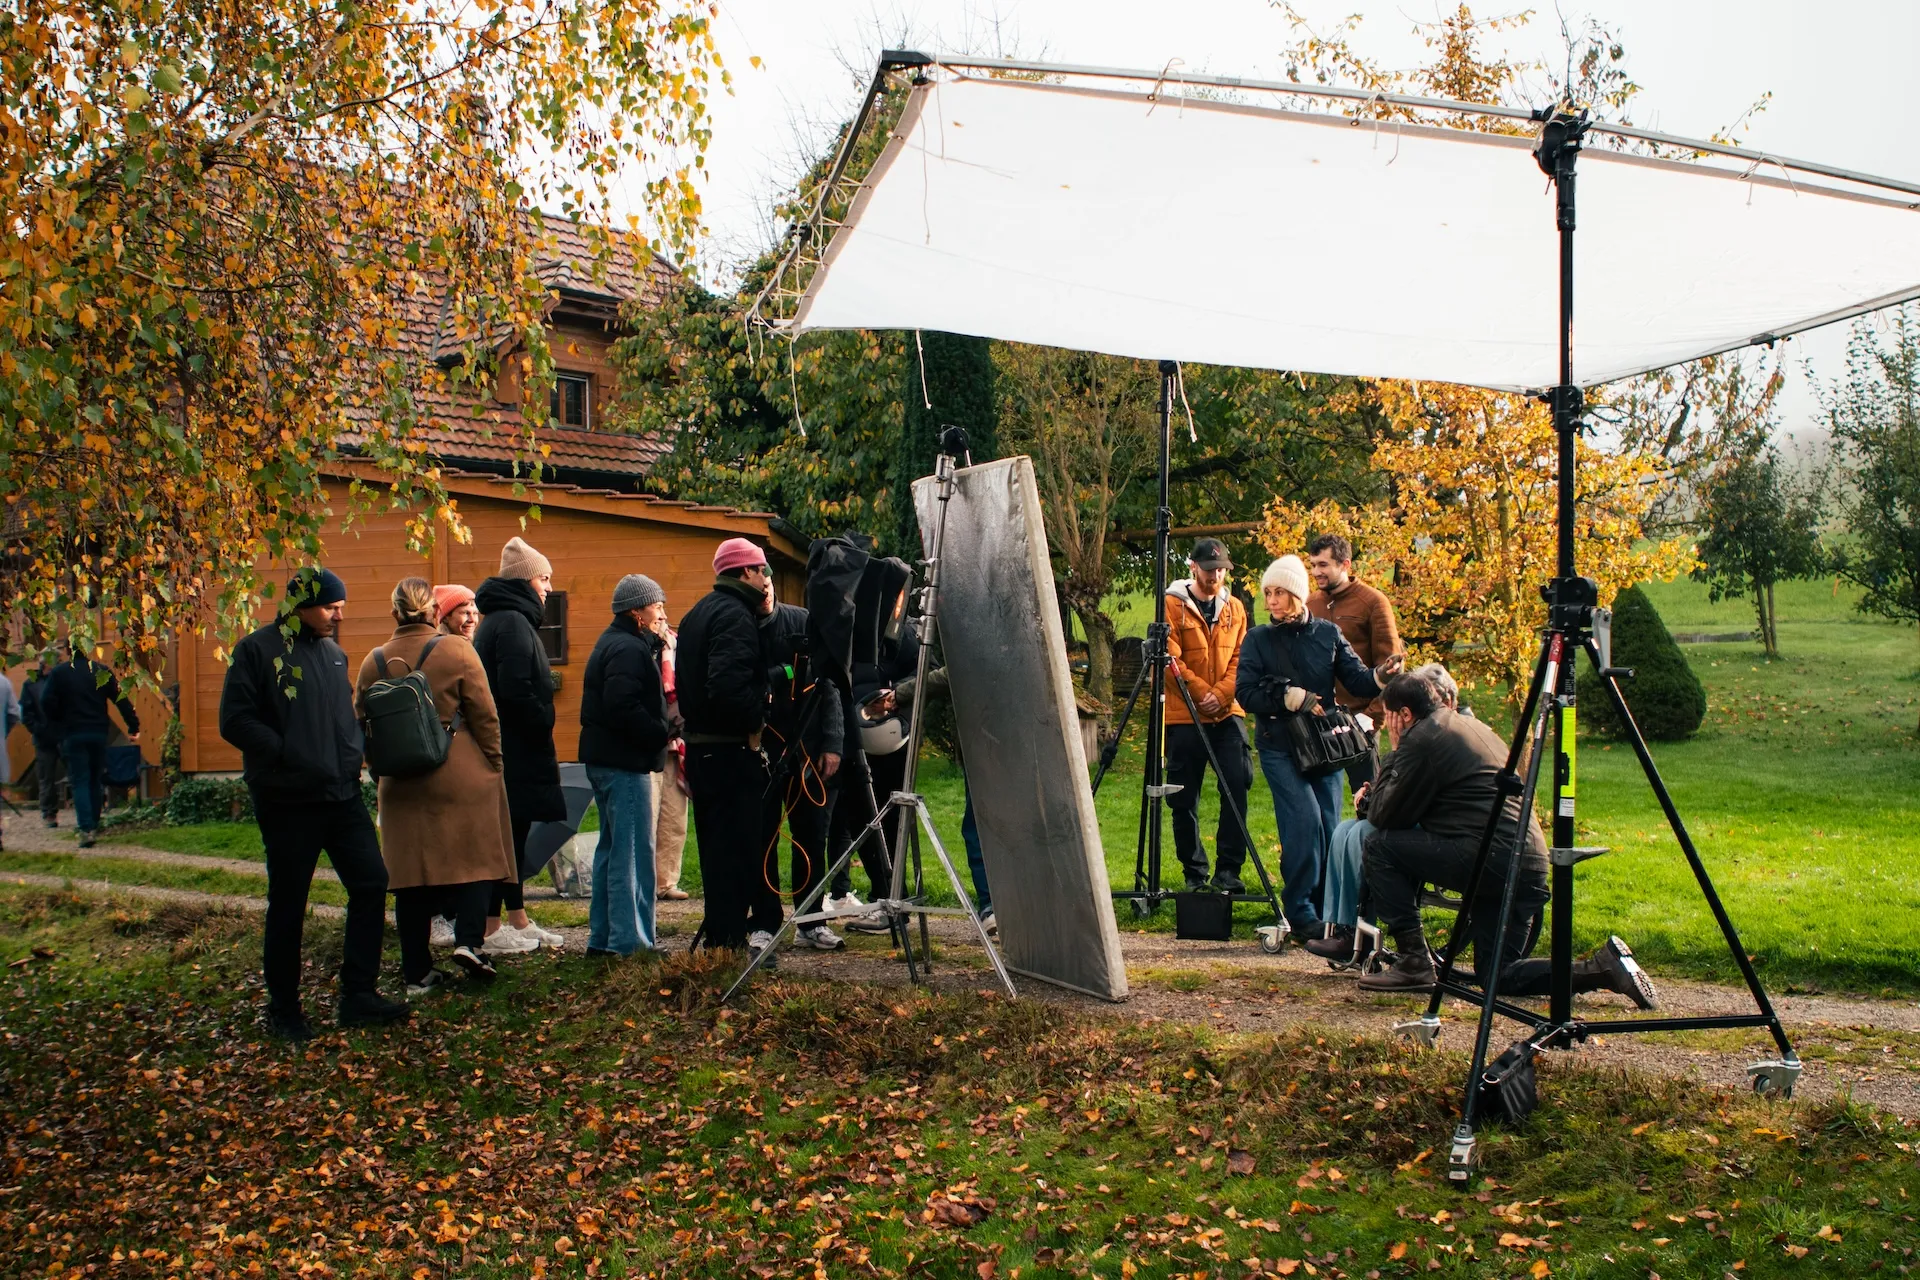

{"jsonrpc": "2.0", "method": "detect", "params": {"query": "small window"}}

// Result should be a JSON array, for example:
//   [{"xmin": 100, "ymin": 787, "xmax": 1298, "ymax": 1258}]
[
  {"xmin": 548, "ymin": 372, "xmax": 590, "ymax": 430},
  {"xmin": 539, "ymin": 590, "xmax": 569, "ymax": 664}
]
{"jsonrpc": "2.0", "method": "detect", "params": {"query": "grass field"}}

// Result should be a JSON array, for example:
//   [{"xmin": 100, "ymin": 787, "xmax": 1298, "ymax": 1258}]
[
  {"xmin": 4, "ymin": 884, "xmax": 1915, "ymax": 1279},
  {"xmin": 41, "ymin": 575, "xmax": 1920, "ymax": 994}
]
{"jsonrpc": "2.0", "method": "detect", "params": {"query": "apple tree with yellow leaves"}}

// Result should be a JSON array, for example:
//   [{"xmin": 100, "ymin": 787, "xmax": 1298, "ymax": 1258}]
[
  {"xmin": 1261, "ymin": 382, "xmax": 1696, "ymax": 708},
  {"xmin": 1, "ymin": 0, "xmax": 723, "ymax": 668}
]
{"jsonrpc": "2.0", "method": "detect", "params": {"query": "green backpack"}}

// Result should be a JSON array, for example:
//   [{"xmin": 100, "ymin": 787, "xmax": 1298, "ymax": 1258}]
[{"xmin": 361, "ymin": 638, "xmax": 457, "ymax": 779}]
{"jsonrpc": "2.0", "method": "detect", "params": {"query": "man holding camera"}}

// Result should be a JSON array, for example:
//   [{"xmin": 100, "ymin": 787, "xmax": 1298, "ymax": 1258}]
[
  {"xmin": 1356, "ymin": 673, "xmax": 1657, "ymax": 1010},
  {"xmin": 1163, "ymin": 537, "xmax": 1253, "ymax": 893},
  {"xmin": 679, "ymin": 538, "xmax": 778, "ymax": 959}
]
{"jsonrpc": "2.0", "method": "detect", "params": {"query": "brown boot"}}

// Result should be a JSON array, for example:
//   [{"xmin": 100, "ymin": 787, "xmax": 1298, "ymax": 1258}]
[{"xmin": 1358, "ymin": 951, "xmax": 1438, "ymax": 992}]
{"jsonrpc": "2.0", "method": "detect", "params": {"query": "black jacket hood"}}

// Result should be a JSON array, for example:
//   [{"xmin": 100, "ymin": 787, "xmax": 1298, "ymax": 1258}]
[{"xmin": 475, "ymin": 575, "xmax": 546, "ymax": 627}]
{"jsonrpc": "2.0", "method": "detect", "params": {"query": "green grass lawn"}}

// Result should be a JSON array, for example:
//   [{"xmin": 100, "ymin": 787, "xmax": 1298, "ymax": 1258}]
[{"xmin": 4, "ymin": 884, "xmax": 1914, "ymax": 1279}]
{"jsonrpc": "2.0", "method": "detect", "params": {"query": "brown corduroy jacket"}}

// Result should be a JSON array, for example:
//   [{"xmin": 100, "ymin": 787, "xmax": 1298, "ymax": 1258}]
[{"xmin": 1308, "ymin": 577, "xmax": 1401, "ymax": 716}]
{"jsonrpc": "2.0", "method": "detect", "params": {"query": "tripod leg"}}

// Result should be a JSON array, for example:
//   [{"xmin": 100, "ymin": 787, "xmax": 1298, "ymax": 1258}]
[
  {"xmin": 1092, "ymin": 658, "xmax": 1150, "ymax": 797},
  {"xmin": 1422, "ymin": 636, "xmax": 1556, "ymax": 1021},
  {"xmin": 1166, "ymin": 666, "xmax": 1282, "ymax": 933},
  {"xmin": 915, "ymin": 799, "xmax": 1018, "ymax": 998},
  {"xmin": 1583, "ymin": 641, "xmax": 1796, "ymax": 1060}
]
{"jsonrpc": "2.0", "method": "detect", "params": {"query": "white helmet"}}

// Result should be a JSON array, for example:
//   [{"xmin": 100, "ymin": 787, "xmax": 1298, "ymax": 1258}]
[{"xmin": 859, "ymin": 715, "xmax": 908, "ymax": 756}]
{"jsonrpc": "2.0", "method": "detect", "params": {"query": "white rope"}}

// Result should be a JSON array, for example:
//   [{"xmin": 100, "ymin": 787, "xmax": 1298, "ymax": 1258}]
[
  {"xmin": 914, "ymin": 330, "xmax": 932, "ymax": 409},
  {"xmin": 1174, "ymin": 361, "xmax": 1196, "ymax": 443},
  {"xmin": 788, "ymin": 331, "xmax": 806, "ymax": 438}
]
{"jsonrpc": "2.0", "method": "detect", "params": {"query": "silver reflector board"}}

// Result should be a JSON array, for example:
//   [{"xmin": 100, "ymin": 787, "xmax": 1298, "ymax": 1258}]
[{"xmin": 915, "ymin": 456, "xmax": 1129, "ymax": 1001}]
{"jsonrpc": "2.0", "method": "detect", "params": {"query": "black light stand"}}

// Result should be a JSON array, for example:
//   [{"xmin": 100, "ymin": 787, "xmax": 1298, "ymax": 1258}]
[
  {"xmin": 1102, "ymin": 362, "xmax": 1287, "ymax": 949},
  {"xmin": 1395, "ymin": 110, "xmax": 1801, "ymax": 1184},
  {"xmin": 723, "ymin": 431, "xmax": 1018, "ymax": 1004}
]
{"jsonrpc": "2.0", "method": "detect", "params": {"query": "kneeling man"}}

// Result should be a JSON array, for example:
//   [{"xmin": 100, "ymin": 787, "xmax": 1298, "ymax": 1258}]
[{"xmin": 1357, "ymin": 674, "xmax": 1657, "ymax": 1009}]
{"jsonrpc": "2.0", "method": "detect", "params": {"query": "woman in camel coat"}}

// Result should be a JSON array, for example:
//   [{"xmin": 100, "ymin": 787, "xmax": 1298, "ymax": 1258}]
[{"xmin": 355, "ymin": 577, "xmax": 516, "ymax": 992}]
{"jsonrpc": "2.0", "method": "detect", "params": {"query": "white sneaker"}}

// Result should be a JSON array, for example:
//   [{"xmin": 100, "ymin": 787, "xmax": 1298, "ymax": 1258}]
[
  {"xmin": 428, "ymin": 916, "xmax": 456, "ymax": 948},
  {"xmin": 798, "ymin": 924, "xmax": 845, "ymax": 951},
  {"xmin": 979, "ymin": 911, "xmax": 998, "ymax": 936},
  {"xmin": 825, "ymin": 891, "xmax": 864, "ymax": 914},
  {"xmin": 748, "ymin": 930, "xmax": 775, "ymax": 952},
  {"xmin": 523, "ymin": 919, "xmax": 566, "ymax": 949},
  {"xmin": 845, "ymin": 906, "xmax": 892, "ymax": 935},
  {"xmin": 482, "ymin": 925, "xmax": 541, "ymax": 956}
]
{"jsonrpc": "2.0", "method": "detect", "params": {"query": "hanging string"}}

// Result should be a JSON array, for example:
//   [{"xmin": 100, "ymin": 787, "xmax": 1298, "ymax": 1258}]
[
  {"xmin": 914, "ymin": 330, "xmax": 933, "ymax": 409},
  {"xmin": 1174, "ymin": 361, "xmax": 1197, "ymax": 443},
  {"xmin": 788, "ymin": 331, "xmax": 807, "ymax": 438}
]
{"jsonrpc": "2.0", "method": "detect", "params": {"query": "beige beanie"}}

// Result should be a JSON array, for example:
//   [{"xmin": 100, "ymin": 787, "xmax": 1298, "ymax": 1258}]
[
  {"xmin": 1261, "ymin": 554, "xmax": 1311, "ymax": 603},
  {"xmin": 500, "ymin": 536, "xmax": 552, "ymax": 580}
]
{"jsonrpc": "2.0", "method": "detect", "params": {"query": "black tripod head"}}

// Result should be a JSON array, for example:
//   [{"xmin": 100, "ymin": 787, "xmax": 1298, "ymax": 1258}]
[{"xmin": 937, "ymin": 424, "xmax": 971, "ymax": 466}]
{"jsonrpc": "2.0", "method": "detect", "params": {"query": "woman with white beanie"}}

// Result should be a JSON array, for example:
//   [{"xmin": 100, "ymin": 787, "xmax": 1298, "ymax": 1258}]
[{"xmin": 1235, "ymin": 554, "xmax": 1403, "ymax": 940}]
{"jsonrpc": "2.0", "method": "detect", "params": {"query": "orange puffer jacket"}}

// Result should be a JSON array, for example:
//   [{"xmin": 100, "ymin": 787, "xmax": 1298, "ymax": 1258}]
[{"xmin": 1163, "ymin": 582, "xmax": 1247, "ymax": 725}]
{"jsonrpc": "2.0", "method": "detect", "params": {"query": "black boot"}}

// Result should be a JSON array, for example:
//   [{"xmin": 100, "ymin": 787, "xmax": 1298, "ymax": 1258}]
[
  {"xmin": 337, "ymin": 989, "xmax": 412, "ymax": 1028},
  {"xmin": 266, "ymin": 1005, "xmax": 314, "ymax": 1043},
  {"xmin": 1304, "ymin": 923, "xmax": 1375, "ymax": 961},
  {"xmin": 1358, "ymin": 950, "xmax": 1438, "ymax": 991},
  {"xmin": 1576, "ymin": 935, "xmax": 1658, "ymax": 1010}
]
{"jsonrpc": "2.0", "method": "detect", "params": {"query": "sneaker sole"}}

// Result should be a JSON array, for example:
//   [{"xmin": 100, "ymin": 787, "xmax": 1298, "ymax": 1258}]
[
  {"xmin": 1604, "ymin": 935, "xmax": 1659, "ymax": 1010},
  {"xmin": 452, "ymin": 952, "xmax": 498, "ymax": 982},
  {"xmin": 800, "ymin": 937, "xmax": 845, "ymax": 951}
]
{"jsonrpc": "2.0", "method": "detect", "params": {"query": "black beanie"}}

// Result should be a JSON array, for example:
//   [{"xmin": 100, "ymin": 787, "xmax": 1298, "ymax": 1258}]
[{"xmin": 286, "ymin": 567, "xmax": 348, "ymax": 611}]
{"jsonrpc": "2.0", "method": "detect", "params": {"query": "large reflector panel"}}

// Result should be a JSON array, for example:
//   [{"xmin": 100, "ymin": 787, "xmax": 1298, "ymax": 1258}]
[
  {"xmin": 915, "ymin": 457, "xmax": 1129, "ymax": 1001},
  {"xmin": 796, "ymin": 76, "xmax": 1920, "ymax": 391}
]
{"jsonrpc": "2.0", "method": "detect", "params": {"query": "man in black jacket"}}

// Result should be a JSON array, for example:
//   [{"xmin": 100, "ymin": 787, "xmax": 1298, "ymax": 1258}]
[
  {"xmin": 42, "ymin": 646, "xmax": 141, "ymax": 847},
  {"xmin": 20, "ymin": 661, "xmax": 64, "ymax": 828},
  {"xmin": 579, "ymin": 574, "xmax": 674, "ymax": 957},
  {"xmin": 219, "ymin": 567, "xmax": 408, "ymax": 1040},
  {"xmin": 1356, "ymin": 674, "xmax": 1657, "ymax": 1009},
  {"xmin": 678, "ymin": 537, "xmax": 776, "ymax": 955},
  {"xmin": 760, "ymin": 596, "xmax": 850, "ymax": 951},
  {"xmin": 472, "ymin": 536, "xmax": 566, "ymax": 954}
]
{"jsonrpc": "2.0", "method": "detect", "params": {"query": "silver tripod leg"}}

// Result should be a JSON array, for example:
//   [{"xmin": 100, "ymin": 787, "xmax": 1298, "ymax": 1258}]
[
  {"xmin": 718, "ymin": 808, "xmax": 878, "ymax": 1005},
  {"xmin": 911, "ymin": 797, "xmax": 1017, "ymax": 999}
]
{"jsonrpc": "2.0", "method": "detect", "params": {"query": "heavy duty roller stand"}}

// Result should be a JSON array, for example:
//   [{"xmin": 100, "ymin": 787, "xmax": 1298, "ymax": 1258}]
[
  {"xmin": 1390, "ymin": 110, "xmax": 1799, "ymax": 1184},
  {"xmin": 1099, "ymin": 361, "xmax": 1287, "ymax": 949}
]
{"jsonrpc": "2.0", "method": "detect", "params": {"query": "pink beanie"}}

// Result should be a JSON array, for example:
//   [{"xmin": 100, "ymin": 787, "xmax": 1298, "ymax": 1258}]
[
  {"xmin": 713, "ymin": 537, "xmax": 768, "ymax": 575},
  {"xmin": 432, "ymin": 584, "xmax": 475, "ymax": 621}
]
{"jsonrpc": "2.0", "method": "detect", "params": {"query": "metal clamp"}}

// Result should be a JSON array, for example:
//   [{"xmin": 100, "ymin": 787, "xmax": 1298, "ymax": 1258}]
[
  {"xmin": 1395, "ymin": 1016, "xmax": 1443, "ymax": 1048},
  {"xmin": 1447, "ymin": 1124, "xmax": 1479, "ymax": 1183},
  {"xmin": 1549, "ymin": 845, "xmax": 1609, "ymax": 867},
  {"xmin": 1748, "ymin": 1058, "xmax": 1802, "ymax": 1098}
]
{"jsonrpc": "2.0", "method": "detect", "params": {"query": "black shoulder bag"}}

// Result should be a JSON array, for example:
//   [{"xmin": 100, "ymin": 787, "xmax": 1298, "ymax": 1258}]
[{"xmin": 1258, "ymin": 627, "xmax": 1375, "ymax": 779}]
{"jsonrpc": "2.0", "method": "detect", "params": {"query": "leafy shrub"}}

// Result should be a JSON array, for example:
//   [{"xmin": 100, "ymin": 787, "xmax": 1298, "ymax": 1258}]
[
  {"xmin": 1576, "ymin": 584, "xmax": 1706, "ymax": 741},
  {"xmin": 164, "ymin": 776, "xmax": 254, "ymax": 825},
  {"xmin": 101, "ymin": 801, "xmax": 167, "ymax": 831}
]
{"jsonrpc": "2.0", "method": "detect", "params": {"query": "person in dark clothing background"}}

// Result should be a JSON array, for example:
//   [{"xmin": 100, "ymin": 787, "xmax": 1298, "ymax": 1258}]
[
  {"xmin": 1356, "ymin": 673, "xmax": 1657, "ymax": 1010},
  {"xmin": 678, "ymin": 537, "xmax": 776, "ymax": 957},
  {"xmin": 43, "ymin": 645, "xmax": 141, "ymax": 847},
  {"xmin": 578, "ymin": 573, "xmax": 675, "ymax": 957},
  {"xmin": 827, "ymin": 592, "xmax": 918, "ymax": 924},
  {"xmin": 1236, "ymin": 554, "xmax": 1401, "ymax": 937},
  {"xmin": 218, "ymin": 567, "xmax": 408, "ymax": 1040},
  {"xmin": 20, "ymin": 661, "xmax": 63, "ymax": 829},
  {"xmin": 472, "ymin": 536, "xmax": 567, "ymax": 956},
  {"xmin": 760, "ymin": 591, "xmax": 850, "ymax": 952}
]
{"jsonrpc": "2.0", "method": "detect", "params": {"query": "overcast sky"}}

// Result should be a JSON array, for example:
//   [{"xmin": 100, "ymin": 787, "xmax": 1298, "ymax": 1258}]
[{"xmin": 675, "ymin": 0, "xmax": 1920, "ymax": 438}]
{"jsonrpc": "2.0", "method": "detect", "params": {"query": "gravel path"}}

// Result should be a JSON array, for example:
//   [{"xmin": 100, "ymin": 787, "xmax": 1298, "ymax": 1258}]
[{"xmin": 10, "ymin": 810, "xmax": 1918, "ymax": 1115}]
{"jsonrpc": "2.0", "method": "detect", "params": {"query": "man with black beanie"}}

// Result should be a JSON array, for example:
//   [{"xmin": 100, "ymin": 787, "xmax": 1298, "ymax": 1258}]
[{"xmin": 220, "ymin": 567, "xmax": 408, "ymax": 1041}]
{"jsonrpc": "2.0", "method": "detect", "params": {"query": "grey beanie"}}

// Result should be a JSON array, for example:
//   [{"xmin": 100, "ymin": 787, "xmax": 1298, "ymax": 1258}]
[{"xmin": 611, "ymin": 573, "xmax": 666, "ymax": 614}]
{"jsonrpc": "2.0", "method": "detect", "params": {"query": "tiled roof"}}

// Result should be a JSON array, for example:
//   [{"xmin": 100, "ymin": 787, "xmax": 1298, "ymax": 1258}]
[{"xmin": 417, "ymin": 419, "xmax": 673, "ymax": 478}]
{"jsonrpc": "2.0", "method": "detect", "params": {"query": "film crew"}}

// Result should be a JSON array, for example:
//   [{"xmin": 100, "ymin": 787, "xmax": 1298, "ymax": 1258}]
[
  {"xmin": 472, "ymin": 537, "xmax": 568, "ymax": 955},
  {"xmin": 825, "ymin": 585, "xmax": 917, "ymax": 928},
  {"xmin": 219, "ymin": 567, "xmax": 408, "ymax": 1040},
  {"xmin": 1307, "ymin": 534, "xmax": 1401, "ymax": 795},
  {"xmin": 579, "ymin": 574, "xmax": 675, "ymax": 958},
  {"xmin": 1356, "ymin": 674, "xmax": 1658, "ymax": 1009},
  {"xmin": 43, "ymin": 642, "xmax": 142, "ymax": 848},
  {"xmin": 355, "ymin": 578, "xmax": 516, "ymax": 994},
  {"xmin": 20, "ymin": 659, "xmax": 63, "ymax": 829},
  {"xmin": 760, "ymin": 584, "xmax": 850, "ymax": 951},
  {"xmin": 1236, "ymin": 554, "xmax": 1402, "ymax": 939},
  {"xmin": 679, "ymin": 537, "xmax": 779, "ymax": 959},
  {"xmin": 654, "ymin": 616, "xmax": 692, "ymax": 902},
  {"xmin": 434, "ymin": 583, "xmax": 479, "ymax": 640},
  {"xmin": 1163, "ymin": 537, "xmax": 1253, "ymax": 893}
]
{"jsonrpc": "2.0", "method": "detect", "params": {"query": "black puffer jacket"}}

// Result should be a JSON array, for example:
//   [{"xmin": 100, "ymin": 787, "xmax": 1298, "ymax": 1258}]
[
  {"xmin": 219, "ymin": 620, "xmax": 363, "ymax": 804},
  {"xmin": 677, "ymin": 577, "xmax": 771, "ymax": 740},
  {"xmin": 473, "ymin": 576, "xmax": 564, "ymax": 823},
  {"xmin": 1234, "ymin": 614, "xmax": 1380, "ymax": 754},
  {"xmin": 759, "ymin": 602, "xmax": 847, "ymax": 768},
  {"xmin": 578, "ymin": 614, "xmax": 672, "ymax": 774}
]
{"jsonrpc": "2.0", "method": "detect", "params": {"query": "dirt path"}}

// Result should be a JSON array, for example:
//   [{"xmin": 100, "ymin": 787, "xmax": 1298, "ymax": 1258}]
[{"xmin": 11, "ymin": 811, "xmax": 1918, "ymax": 1116}]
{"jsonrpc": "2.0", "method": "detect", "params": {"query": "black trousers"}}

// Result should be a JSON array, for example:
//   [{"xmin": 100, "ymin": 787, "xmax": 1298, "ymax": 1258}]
[
  {"xmin": 490, "ymin": 819, "xmax": 530, "ymax": 916},
  {"xmin": 828, "ymin": 774, "xmax": 894, "ymax": 899},
  {"xmin": 766, "ymin": 762, "xmax": 835, "ymax": 910},
  {"xmin": 255, "ymin": 795, "xmax": 388, "ymax": 1011},
  {"xmin": 32, "ymin": 736, "xmax": 63, "ymax": 820},
  {"xmin": 395, "ymin": 881, "xmax": 490, "ymax": 982},
  {"xmin": 1362, "ymin": 825, "xmax": 1557, "ymax": 994},
  {"xmin": 686, "ymin": 742, "xmax": 776, "ymax": 950},
  {"xmin": 1165, "ymin": 718, "xmax": 1253, "ymax": 882}
]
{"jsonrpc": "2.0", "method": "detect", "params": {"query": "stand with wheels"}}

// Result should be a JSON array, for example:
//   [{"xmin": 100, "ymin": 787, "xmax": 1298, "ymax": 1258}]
[
  {"xmin": 1390, "ymin": 110, "xmax": 1799, "ymax": 1184},
  {"xmin": 724, "ymin": 439, "xmax": 1017, "ymax": 1004},
  {"xmin": 1098, "ymin": 361, "xmax": 1287, "ymax": 951}
]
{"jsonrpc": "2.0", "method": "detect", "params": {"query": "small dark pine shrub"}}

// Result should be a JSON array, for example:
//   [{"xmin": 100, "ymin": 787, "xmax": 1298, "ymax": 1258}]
[{"xmin": 1576, "ymin": 584, "xmax": 1706, "ymax": 741}]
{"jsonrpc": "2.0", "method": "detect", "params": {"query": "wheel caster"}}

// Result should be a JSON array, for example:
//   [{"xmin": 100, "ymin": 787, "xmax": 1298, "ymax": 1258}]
[
  {"xmin": 1394, "ymin": 1016, "xmax": 1442, "ymax": 1048},
  {"xmin": 1130, "ymin": 898, "xmax": 1156, "ymax": 920},
  {"xmin": 1748, "ymin": 1058, "xmax": 1801, "ymax": 1098},
  {"xmin": 1447, "ymin": 1124, "xmax": 1478, "ymax": 1184},
  {"xmin": 1256, "ymin": 925, "xmax": 1285, "ymax": 954}
]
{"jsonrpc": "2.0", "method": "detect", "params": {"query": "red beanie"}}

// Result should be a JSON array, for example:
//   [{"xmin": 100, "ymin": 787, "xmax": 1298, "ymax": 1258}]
[
  {"xmin": 713, "ymin": 537, "xmax": 768, "ymax": 575},
  {"xmin": 432, "ymin": 584, "xmax": 475, "ymax": 621}
]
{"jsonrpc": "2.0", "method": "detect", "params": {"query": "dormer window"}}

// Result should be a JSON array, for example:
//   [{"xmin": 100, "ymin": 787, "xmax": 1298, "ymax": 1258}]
[{"xmin": 549, "ymin": 372, "xmax": 591, "ymax": 430}]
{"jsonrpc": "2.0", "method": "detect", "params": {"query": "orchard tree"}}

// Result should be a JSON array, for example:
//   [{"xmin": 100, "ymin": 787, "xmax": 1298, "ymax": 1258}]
[
  {"xmin": 1695, "ymin": 445, "xmax": 1825, "ymax": 658},
  {"xmin": 3, "ymin": 0, "xmax": 721, "ymax": 667}
]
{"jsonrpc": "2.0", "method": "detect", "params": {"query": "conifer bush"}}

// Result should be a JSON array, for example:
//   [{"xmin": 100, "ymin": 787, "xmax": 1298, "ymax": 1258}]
[{"xmin": 1576, "ymin": 585, "xmax": 1707, "ymax": 741}]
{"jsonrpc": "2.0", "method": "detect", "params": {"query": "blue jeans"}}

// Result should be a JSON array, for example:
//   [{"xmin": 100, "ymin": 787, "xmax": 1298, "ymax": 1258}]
[
  {"xmin": 1322, "ymin": 818, "xmax": 1375, "ymax": 928},
  {"xmin": 586, "ymin": 766, "xmax": 656, "ymax": 954},
  {"xmin": 961, "ymin": 786, "xmax": 990, "ymax": 915},
  {"xmin": 61, "ymin": 733, "xmax": 109, "ymax": 833},
  {"xmin": 1257, "ymin": 745, "xmax": 1343, "ymax": 930}
]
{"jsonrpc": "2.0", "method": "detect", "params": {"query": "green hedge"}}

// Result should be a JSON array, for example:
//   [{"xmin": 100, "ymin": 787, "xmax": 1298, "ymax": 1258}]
[
  {"xmin": 1576, "ymin": 584, "xmax": 1707, "ymax": 742},
  {"xmin": 164, "ymin": 776, "xmax": 378, "ymax": 824}
]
